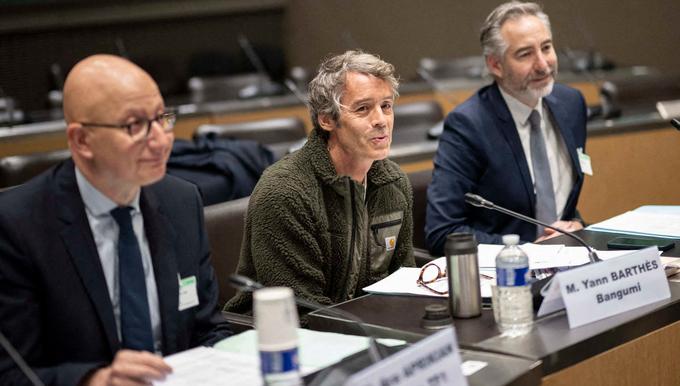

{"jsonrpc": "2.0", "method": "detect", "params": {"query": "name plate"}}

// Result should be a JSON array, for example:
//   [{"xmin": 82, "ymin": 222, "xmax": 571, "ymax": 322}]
[
  {"xmin": 345, "ymin": 327, "xmax": 468, "ymax": 386},
  {"xmin": 538, "ymin": 247, "xmax": 670, "ymax": 328}
]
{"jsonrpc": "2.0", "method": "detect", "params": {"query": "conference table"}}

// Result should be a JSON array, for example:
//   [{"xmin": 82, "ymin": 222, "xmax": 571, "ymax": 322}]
[{"xmin": 308, "ymin": 230, "xmax": 680, "ymax": 385}]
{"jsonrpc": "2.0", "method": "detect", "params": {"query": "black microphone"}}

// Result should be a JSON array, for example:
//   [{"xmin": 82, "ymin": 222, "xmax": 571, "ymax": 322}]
[
  {"xmin": 0, "ymin": 329, "xmax": 45, "ymax": 386},
  {"xmin": 236, "ymin": 34, "xmax": 284, "ymax": 99},
  {"xmin": 229, "ymin": 274, "xmax": 387, "ymax": 363},
  {"xmin": 671, "ymin": 118, "xmax": 680, "ymax": 131},
  {"xmin": 464, "ymin": 193, "xmax": 602, "ymax": 264}
]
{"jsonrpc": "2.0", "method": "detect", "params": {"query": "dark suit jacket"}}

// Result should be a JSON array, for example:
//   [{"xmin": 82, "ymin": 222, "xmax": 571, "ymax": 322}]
[
  {"xmin": 0, "ymin": 159, "xmax": 231, "ymax": 386},
  {"xmin": 425, "ymin": 82, "xmax": 587, "ymax": 254}
]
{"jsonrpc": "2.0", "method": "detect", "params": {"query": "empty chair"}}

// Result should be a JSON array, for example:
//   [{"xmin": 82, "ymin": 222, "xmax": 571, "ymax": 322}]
[
  {"xmin": 188, "ymin": 73, "xmax": 283, "ymax": 103},
  {"xmin": 196, "ymin": 117, "xmax": 306, "ymax": 145},
  {"xmin": 392, "ymin": 100, "xmax": 444, "ymax": 145},
  {"xmin": 407, "ymin": 168, "xmax": 433, "ymax": 251},
  {"xmin": 0, "ymin": 149, "xmax": 71, "ymax": 188},
  {"xmin": 196, "ymin": 117, "xmax": 307, "ymax": 160},
  {"xmin": 203, "ymin": 196, "xmax": 250, "ymax": 305},
  {"xmin": 418, "ymin": 55, "xmax": 486, "ymax": 80}
]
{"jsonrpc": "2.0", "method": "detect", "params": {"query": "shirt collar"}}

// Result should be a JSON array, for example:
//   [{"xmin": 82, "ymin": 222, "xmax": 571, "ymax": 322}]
[
  {"xmin": 498, "ymin": 85, "xmax": 543, "ymax": 126},
  {"xmin": 75, "ymin": 167, "xmax": 141, "ymax": 217}
]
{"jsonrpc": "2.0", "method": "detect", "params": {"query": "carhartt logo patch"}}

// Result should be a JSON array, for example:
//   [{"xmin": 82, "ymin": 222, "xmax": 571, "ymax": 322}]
[{"xmin": 385, "ymin": 236, "xmax": 396, "ymax": 251}]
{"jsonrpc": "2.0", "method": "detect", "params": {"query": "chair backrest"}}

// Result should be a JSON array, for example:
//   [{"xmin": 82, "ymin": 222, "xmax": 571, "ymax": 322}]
[
  {"xmin": 418, "ymin": 55, "xmax": 486, "ymax": 80},
  {"xmin": 187, "ymin": 73, "xmax": 270, "ymax": 102},
  {"xmin": 392, "ymin": 100, "xmax": 444, "ymax": 145},
  {"xmin": 0, "ymin": 149, "xmax": 71, "ymax": 188},
  {"xmin": 195, "ymin": 117, "xmax": 307, "ymax": 145},
  {"xmin": 203, "ymin": 196, "xmax": 250, "ymax": 305},
  {"xmin": 407, "ymin": 168, "xmax": 433, "ymax": 250}
]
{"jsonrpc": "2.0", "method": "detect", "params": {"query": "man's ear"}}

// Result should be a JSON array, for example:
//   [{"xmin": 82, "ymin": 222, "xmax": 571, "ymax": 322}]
[
  {"xmin": 318, "ymin": 113, "xmax": 336, "ymax": 133},
  {"xmin": 486, "ymin": 54, "xmax": 503, "ymax": 79},
  {"xmin": 66, "ymin": 123, "xmax": 94, "ymax": 159}
]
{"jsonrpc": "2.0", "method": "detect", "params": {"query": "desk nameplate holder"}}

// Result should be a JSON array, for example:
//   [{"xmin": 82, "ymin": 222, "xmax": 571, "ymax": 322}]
[
  {"xmin": 656, "ymin": 99, "xmax": 680, "ymax": 120},
  {"xmin": 538, "ymin": 246, "xmax": 670, "ymax": 328},
  {"xmin": 345, "ymin": 327, "xmax": 468, "ymax": 386}
]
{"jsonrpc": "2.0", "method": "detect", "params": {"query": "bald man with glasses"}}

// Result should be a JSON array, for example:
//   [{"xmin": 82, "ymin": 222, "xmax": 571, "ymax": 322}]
[{"xmin": 0, "ymin": 54, "xmax": 231, "ymax": 386}]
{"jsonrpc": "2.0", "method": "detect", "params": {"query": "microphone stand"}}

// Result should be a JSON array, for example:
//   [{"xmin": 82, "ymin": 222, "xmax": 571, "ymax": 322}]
[
  {"xmin": 0, "ymin": 329, "xmax": 45, "ymax": 386},
  {"xmin": 671, "ymin": 118, "xmax": 680, "ymax": 131},
  {"xmin": 464, "ymin": 193, "xmax": 602, "ymax": 263},
  {"xmin": 229, "ymin": 274, "xmax": 387, "ymax": 363}
]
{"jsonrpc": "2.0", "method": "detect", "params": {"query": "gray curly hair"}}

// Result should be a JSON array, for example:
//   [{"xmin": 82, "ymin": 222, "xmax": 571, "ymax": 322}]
[{"xmin": 307, "ymin": 50, "xmax": 399, "ymax": 134}]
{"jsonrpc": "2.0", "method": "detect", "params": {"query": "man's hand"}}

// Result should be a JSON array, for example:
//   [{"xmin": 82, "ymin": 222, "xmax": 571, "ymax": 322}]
[
  {"xmin": 535, "ymin": 220, "xmax": 584, "ymax": 242},
  {"xmin": 85, "ymin": 350, "xmax": 172, "ymax": 386}
]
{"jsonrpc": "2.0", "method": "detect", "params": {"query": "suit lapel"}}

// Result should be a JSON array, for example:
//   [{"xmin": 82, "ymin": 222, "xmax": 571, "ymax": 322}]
[
  {"xmin": 55, "ymin": 161, "xmax": 119, "ymax": 355},
  {"xmin": 141, "ymin": 187, "xmax": 180, "ymax": 354},
  {"xmin": 488, "ymin": 83, "xmax": 536, "ymax": 209},
  {"xmin": 544, "ymin": 94, "xmax": 581, "ymax": 174}
]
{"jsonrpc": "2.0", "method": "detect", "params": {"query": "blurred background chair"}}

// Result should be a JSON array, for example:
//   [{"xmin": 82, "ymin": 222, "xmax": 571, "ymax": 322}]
[
  {"xmin": 418, "ymin": 55, "xmax": 486, "ymax": 81},
  {"xmin": 392, "ymin": 100, "xmax": 444, "ymax": 145},
  {"xmin": 188, "ymin": 73, "xmax": 285, "ymax": 103},
  {"xmin": 195, "ymin": 116, "xmax": 307, "ymax": 160},
  {"xmin": 0, "ymin": 149, "xmax": 70, "ymax": 188},
  {"xmin": 203, "ymin": 196, "xmax": 250, "ymax": 306}
]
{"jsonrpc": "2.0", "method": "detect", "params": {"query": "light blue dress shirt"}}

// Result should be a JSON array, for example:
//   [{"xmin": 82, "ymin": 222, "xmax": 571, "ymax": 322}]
[{"xmin": 75, "ymin": 167, "xmax": 162, "ymax": 354}]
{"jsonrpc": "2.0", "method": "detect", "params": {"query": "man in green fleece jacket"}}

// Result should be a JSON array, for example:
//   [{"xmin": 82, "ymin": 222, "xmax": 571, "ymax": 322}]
[{"xmin": 226, "ymin": 50, "xmax": 415, "ymax": 313}]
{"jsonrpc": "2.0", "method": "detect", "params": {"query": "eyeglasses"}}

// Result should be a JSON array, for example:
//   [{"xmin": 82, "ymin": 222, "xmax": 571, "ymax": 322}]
[
  {"xmin": 417, "ymin": 262, "xmax": 496, "ymax": 295},
  {"xmin": 417, "ymin": 262, "xmax": 448, "ymax": 295},
  {"xmin": 80, "ymin": 112, "xmax": 176, "ymax": 142}
]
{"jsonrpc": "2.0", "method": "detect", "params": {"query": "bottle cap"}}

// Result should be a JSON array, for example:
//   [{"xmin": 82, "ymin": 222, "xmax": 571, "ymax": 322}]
[
  {"xmin": 254, "ymin": 287, "xmax": 299, "ymax": 351},
  {"xmin": 445, "ymin": 232, "xmax": 478, "ymax": 255},
  {"xmin": 502, "ymin": 234, "xmax": 520, "ymax": 246}
]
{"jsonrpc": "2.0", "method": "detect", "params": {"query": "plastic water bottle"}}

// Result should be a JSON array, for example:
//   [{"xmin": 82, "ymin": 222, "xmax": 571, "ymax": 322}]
[{"xmin": 495, "ymin": 234, "xmax": 533, "ymax": 337}]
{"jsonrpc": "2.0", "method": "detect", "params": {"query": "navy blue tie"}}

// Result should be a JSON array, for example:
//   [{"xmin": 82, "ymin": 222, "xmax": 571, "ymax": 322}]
[{"xmin": 110, "ymin": 206, "xmax": 154, "ymax": 352}]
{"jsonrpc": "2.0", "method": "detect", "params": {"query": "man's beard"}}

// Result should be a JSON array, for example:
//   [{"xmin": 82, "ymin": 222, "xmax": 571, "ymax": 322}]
[
  {"xmin": 512, "ymin": 66, "xmax": 557, "ymax": 105},
  {"xmin": 523, "ymin": 76, "xmax": 555, "ymax": 103}
]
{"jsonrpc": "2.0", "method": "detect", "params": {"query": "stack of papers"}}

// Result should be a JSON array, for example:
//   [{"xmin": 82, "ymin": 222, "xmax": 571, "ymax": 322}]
[
  {"xmin": 154, "ymin": 329, "xmax": 405, "ymax": 386},
  {"xmin": 587, "ymin": 205, "xmax": 680, "ymax": 238},
  {"xmin": 363, "ymin": 244, "xmax": 636, "ymax": 299}
]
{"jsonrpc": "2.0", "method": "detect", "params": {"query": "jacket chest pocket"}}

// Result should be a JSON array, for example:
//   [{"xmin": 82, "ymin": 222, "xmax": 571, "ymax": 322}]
[{"xmin": 368, "ymin": 211, "xmax": 403, "ymax": 274}]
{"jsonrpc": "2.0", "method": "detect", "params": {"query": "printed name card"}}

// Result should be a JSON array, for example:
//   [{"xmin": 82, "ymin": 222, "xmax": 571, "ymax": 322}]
[
  {"xmin": 538, "ymin": 246, "xmax": 670, "ymax": 328},
  {"xmin": 345, "ymin": 327, "xmax": 468, "ymax": 386}
]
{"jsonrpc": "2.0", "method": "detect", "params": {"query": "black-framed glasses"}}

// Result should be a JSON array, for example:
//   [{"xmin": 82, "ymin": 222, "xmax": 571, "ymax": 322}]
[
  {"xmin": 417, "ymin": 262, "xmax": 448, "ymax": 295},
  {"xmin": 80, "ymin": 112, "xmax": 176, "ymax": 142}
]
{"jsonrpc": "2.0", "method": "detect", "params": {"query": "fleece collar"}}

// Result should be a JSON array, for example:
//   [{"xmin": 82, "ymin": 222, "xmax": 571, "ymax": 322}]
[{"xmin": 304, "ymin": 128, "xmax": 402, "ymax": 188}]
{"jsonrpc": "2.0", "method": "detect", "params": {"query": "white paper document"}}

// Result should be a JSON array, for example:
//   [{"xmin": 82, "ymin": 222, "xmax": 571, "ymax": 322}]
[
  {"xmin": 587, "ymin": 208, "xmax": 680, "ymax": 238},
  {"xmin": 363, "ymin": 244, "xmax": 638, "ymax": 300},
  {"xmin": 477, "ymin": 243, "xmax": 565, "ymax": 269},
  {"xmin": 154, "ymin": 346, "xmax": 263, "ymax": 386},
  {"xmin": 214, "ymin": 329, "xmax": 404, "ymax": 375},
  {"xmin": 363, "ymin": 256, "xmax": 496, "ymax": 298},
  {"xmin": 155, "ymin": 329, "xmax": 406, "ymax": 386}
]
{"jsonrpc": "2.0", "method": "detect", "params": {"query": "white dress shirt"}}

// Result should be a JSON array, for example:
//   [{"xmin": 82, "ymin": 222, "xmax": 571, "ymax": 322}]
[{"xmin": 499, "ymin": 87, "xmax": 575, "ymax": 219}]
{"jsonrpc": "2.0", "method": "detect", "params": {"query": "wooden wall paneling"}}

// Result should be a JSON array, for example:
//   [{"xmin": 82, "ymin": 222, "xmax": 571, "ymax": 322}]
[
  {"xmin": 542, "ymin": 319, "xmax": 680, "ymax": 386},
  {"xmin": 578, "ymin": 126, "xmax": 680, "ymax": 223}
]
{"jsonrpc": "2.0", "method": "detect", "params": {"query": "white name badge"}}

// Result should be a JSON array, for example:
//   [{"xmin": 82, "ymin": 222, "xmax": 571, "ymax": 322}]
[
  {"xmin": 577, "ymin": 147, "xmax": 593, "ymax": 176},
  {"xmin": 538, "ymin": 247, "xmax": 670, "ymax": 328},
  {"xmin": 178, "ymin": 275, "xmax": 200, "ymax": 311},
  {"xmin": 345, "ymin": 327, "xmax": 468, "ymax": 386}
]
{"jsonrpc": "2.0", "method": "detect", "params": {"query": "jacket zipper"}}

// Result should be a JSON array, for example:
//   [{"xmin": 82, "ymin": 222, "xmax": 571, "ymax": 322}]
[
  {"xmin": 348, "ymin": 178, "xmax": 356, "ymax": 275},
  {"xmin": 370, "ymin": 218, "xmax": 403, "ymax": 231}
]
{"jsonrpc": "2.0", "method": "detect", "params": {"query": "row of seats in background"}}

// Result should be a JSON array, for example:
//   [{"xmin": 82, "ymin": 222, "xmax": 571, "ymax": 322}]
[{"xmin": 0, "ymin": 99, "xmax": 443, "ymax": 192}]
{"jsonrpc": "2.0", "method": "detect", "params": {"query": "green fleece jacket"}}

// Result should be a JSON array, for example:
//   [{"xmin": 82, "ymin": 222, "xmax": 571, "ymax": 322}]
[{"xmin": 225, "ymin": 128, "xmax": 415, "ymax": 313}]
